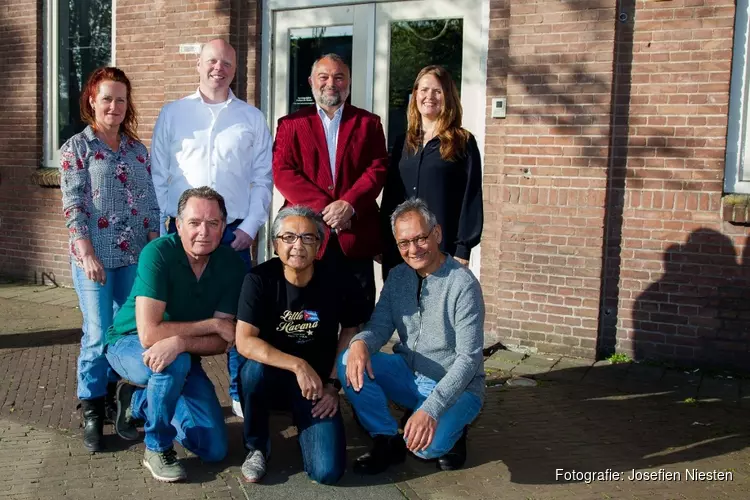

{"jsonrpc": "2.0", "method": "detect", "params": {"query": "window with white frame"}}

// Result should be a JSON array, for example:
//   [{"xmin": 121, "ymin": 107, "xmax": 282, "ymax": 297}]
[
  {"xmin": 44, "ymin": 0, "xmax": 113, "ymax": 166},
  {"xmin": 726, "ymin": 0, "xmax": 750, "ymax": 194}
]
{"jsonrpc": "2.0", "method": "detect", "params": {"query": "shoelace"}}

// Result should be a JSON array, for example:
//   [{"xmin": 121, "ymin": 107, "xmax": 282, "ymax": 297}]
[{"xmin": 161, "ymin": 448, "xmax": 179, "ymax": 465}]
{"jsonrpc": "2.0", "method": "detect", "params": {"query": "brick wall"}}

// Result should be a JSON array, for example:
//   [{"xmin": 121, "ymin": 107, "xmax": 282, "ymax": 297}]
[
  {"xmin": 483, "ymin": 0, "xmax": 749, "ymax": 370},
  {"xmin": 0, "ymin": 0, "xmax": 68, "ymax": 285},
  {"xmin": 0, "ymin": 0, "xmax": 261, "ymax": 286},
  {"xmin": 614, "ymin": 0, "xmax": 747, "ymax": 368},
  {"xmin": 483, "ymin": 0, "xmax": 617, "ymax": 359}
]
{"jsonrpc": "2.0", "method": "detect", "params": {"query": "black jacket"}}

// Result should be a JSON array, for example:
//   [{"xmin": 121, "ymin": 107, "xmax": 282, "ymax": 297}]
[{"xmin": 380, "ymin": 132, "xmax": 483, "ymax": 277}]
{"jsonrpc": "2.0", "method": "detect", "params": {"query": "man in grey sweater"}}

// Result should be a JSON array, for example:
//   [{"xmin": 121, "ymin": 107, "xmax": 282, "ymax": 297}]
[{"xmin": 338, "ymin": 198, "xmax": 484, "ymax": 473}]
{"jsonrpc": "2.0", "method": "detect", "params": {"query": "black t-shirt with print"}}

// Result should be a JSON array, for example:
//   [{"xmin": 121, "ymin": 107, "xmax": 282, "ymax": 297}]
[{"xmin": 237, "ymin": 258, "xmax": 368, "ymax": 379}]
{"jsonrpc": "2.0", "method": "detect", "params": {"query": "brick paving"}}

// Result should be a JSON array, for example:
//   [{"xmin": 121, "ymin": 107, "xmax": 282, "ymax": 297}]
[{"xmin": 1, "ymin": 283, "xmax": 749, "ymax": 499}]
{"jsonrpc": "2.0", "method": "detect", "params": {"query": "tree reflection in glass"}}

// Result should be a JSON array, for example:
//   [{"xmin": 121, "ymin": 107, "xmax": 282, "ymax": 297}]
[{"xmin": 388, "ymin": 19, "xmax": 463, "ymax": 150}]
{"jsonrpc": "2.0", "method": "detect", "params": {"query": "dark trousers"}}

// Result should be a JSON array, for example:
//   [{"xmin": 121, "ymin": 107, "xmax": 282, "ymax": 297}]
[
  {"xmin": 240, "ymin": 360, "xmax": 346, "ymax": 485},
  {"xmin": 320, "ymin": 233, "xmax": 376, "ymax": 319}
]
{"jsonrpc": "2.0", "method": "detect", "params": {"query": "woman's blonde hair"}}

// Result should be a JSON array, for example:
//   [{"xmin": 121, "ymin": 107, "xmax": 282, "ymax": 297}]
[{"xmin": 405, "ymin": 65, "xmax": 468, "ymax": 161}]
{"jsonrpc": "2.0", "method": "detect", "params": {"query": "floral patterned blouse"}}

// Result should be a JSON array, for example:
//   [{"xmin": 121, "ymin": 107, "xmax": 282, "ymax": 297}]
[{"xmin": 60, "ymin": 126, "xmax": 161, "ymax": 269}]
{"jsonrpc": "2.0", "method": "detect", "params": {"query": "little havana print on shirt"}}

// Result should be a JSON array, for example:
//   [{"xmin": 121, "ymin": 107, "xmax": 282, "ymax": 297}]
[{"xmin": 277, "ymin": 310, "xmax": 320, "ymax": 343}]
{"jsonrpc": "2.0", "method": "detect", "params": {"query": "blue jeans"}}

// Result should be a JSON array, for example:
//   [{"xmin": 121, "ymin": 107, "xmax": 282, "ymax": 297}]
[
  {"xmin": 72, "ymin": 263, "xmax": 137, "ymax": 400},
  {"xmin": 240, "ymin": 359, "xmax": 346, "ymax": 484},
  {"xmin": 168, "ymin": 218, "xmax": 249, "ymax": 401},
  {"xmin": 337, "ymin": 350, "xmax": 482, "ymax": 460},
  {"xmin": 105, "ymin": 335, "xmax": 228, "ymax": 461}
]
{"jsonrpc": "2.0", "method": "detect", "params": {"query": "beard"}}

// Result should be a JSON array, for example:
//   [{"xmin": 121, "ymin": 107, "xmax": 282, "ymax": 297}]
[{"xmin": 315, "ymin": 86, "xmax": 346, "ymax": 107}]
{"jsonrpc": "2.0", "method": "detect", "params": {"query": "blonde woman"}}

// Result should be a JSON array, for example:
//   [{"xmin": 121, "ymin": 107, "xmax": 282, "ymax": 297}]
[{"xmin": 380, "ymin": 65, "xmax": 483, "ymax": 278}]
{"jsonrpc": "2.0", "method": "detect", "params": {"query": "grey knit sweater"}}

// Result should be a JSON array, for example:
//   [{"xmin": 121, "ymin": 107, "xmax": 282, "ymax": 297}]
[{"xmin": 352, "ymin": 255, "xmax": 485, "ymax": 420}]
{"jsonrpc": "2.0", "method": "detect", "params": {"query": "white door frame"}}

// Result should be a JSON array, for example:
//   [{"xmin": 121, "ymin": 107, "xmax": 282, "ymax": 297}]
[{"xmin": 259, "ymin": 0, "xmax": 490, "ymax": 279}]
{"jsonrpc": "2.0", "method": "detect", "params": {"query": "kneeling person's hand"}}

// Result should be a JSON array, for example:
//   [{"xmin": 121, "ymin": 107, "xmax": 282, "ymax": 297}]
[
  {"xmin": 213, "ymin": 317, "xmax": 236, "ymax": 348},
  {"xmin": 143, "ymin": 336, "xmax": 185, "ymax": 373},
  {"xmin": 311, "ymin": 383, "xmax": 339, "ymax": 419},
  {"xmin": 404, "ymin": 409, "xmax": 437, "ymax": 453},
  {"xmin": 345, "ymin": 340, "xmax": 374, "ymax": 392},
  {"xmin": 294, "ymin": 360, "xmax": 323, "ymax": 401}
]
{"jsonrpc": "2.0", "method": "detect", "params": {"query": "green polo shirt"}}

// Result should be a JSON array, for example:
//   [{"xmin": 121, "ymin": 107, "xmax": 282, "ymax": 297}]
[{"xmin": 107, "ymin": 232, "xmax": 246, "ymax": 346}]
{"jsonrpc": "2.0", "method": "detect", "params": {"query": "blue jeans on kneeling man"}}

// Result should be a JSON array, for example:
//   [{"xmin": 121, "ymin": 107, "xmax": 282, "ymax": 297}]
[
  {"xmin": 105, "ymin": 335, "xmax": 228, "ymax": 461},
  {"xmin": 240, "ymin": 359, "xmax": 346, "ymax": 484},
  {"xmin": 337, "ymin": 349, "xmax": 482, "ymax": 459}
]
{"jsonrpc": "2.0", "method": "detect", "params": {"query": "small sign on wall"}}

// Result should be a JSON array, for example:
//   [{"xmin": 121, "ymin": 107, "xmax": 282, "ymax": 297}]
[{"xmin": 179, "ymin": 43, "xmax": 202, "ymax": 55}]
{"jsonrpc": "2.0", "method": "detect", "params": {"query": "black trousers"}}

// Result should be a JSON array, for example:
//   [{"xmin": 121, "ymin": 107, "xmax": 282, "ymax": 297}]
[{"xmin": 320, "ymin": 233, "xmax": 376, "ymax": 320}]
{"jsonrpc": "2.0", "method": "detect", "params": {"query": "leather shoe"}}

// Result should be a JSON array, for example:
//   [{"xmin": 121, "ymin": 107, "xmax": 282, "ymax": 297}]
[
  {"xmin": 437, "ymin": 427, "xmax": 468, "ymax": 471},
  {"xmin": 353, "ymin": 434, "xmax": 406, "ymax": 475},
  {"xmin": 80, "ymin": 398, "xmax": 105, "ymax": 453}
]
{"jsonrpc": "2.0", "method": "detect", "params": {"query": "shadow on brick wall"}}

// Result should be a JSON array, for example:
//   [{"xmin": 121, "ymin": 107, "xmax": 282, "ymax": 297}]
[{"xmin": 633, "ymin": 229, "xmax": 750, "ymax": 371}]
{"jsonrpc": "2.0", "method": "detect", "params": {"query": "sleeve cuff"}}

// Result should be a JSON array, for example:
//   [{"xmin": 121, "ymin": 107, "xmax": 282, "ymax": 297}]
[
  {"xmin": 349, "ymin": 333, "xmax": 379, "ymax": 354},
  {"xmin": 418, "ymin": 397, "xmax": 445, "ymax": 421},
  {"xmin": 238, "ymin": 219, "xmax": 261, "ymax": 241},
  {"xmin": 454, "ymin": 245, "xmax": 471, "ymax": 260}
]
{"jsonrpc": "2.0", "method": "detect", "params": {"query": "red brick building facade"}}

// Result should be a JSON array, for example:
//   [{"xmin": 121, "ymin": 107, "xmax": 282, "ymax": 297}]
[{"xmin": 1, "ymin": 0, "xmax": 748, "ymax": 369}]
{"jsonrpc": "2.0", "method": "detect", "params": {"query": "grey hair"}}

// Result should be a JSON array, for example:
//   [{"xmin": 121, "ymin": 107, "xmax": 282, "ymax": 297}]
[
  {"xmin": 177, "ymin": 186, "xmax": 227, "ymax": 221},
  {"xmin": 310, "ymin": 53, "xmax": 350, "ymax": 78},
  {"xmin": 272, "ymin": 205, "xmax": 326, "ymax": 242},
  {"xmin": 390, "ymin": 198, "xmax": 438, "ymax": 236}
]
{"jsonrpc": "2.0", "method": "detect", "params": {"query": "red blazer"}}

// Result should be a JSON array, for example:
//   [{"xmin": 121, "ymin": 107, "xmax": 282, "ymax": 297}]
[{"xmin": 272, "ymin": 104, "xmax": 388, "ymax": 258}]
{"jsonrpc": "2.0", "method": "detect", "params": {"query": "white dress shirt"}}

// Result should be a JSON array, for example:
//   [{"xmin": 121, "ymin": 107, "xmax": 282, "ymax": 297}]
[
  {"xmin": 151, "ymin": 89, "xmax": 273, "ymax": 239},
  {"xmin": 316, "ymin": 104, "xmax": 344, "ymax": 181}
]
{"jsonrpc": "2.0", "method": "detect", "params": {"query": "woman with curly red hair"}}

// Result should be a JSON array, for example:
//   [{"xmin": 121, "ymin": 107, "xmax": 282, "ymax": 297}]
[
  {"xmin": 380, "ymin": 65, "xmax": 483, "ymax": 278},
  {"xmin": 59, "ymin": 67, "xmax": 160, "ymax": 452}
]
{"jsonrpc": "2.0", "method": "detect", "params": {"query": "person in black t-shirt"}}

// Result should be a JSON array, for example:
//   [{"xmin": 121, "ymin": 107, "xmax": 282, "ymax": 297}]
[{"xmin": 235, "ymin": 205, "xmax": 367, "ymax": 485}]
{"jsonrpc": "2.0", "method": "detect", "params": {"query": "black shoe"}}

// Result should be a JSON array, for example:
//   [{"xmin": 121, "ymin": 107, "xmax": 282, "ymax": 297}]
[
  {"xmin": 353, "ymin": 434, "xmax": 406, "ymax": 475},
  {"xmin": 104, "ymin": 382, "xmax": 118, "ymax": 424},
  {"xmin": 80, "ymin": 398, "xmax": 105, "ymax": 453},
  {"xmin": 437, "ymin": 427, "xmax": 468, "ymax": 471},
  {"xmin": 114, "ymin": 381, "xmax": 139, "ymax": 441}
]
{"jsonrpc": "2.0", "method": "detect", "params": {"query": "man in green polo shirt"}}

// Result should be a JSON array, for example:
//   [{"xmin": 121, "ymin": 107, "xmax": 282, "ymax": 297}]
[{"xmin": 105, "ymin": 186, "xmax": 245, "ymax": 483}]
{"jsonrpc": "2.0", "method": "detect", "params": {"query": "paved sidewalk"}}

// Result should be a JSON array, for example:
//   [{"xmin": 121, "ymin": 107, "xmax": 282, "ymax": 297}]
[{"xmin": 1, "ymin": 283, "xmax": 749, "ymax": 499}]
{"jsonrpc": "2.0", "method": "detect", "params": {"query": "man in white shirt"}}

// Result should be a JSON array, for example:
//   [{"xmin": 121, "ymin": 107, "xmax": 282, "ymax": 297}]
[{"xmin": 151, "ymin": 38, "xmax": 273, "ymax": 418}]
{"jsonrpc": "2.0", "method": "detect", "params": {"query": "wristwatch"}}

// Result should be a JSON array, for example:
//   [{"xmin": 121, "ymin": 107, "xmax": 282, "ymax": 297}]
[{"xmin": 327, "ymin": 377, "xmax": 342, "ymax": 391}]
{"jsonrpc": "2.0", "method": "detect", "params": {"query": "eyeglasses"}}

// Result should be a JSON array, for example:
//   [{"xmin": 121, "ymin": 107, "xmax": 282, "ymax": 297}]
[
  {"xmin": 396, "ymin": 227, "xmax": 434, "ymax": 250},
  {"xmin": 276, "ymin": 232, "xmax": 320, "ymax": 245}
]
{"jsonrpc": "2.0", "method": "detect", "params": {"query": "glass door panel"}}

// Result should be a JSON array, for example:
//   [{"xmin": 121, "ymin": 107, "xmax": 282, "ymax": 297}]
[
  {"xmin": 387, "ymin": 18, "xmax": 464, "ymax": 149},
  {"xmin": 288, "ymin": 26, "xmax": 354, "ymax": 114},
  {"xmin": 261, "ymin": 5, "xmax": 371, "ymax": 263}
]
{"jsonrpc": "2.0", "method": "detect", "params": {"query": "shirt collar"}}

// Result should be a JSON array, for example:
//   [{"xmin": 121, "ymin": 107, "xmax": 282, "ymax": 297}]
[
  {"xmin": 82, "ymin": 125, "xmax": 97, "ymax": 142},
  {"xmin": 189, "ymin": 87, "xmax": 236, "ymax": 105},
  {"xmin": 82, "ymin": 125, "xmax": 129, "ymax": 150},
  {"xmin": 316, "ymin": 103, "xmax": 345, "ymax": 121}
]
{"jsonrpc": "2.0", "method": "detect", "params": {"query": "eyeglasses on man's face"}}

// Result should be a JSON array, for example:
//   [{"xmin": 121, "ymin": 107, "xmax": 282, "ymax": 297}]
[
  {"xmin": 276, "ymin": 232, "xmax": 320, "ymax": 245},
  {"xmin": 396, "ymin": 227, "xmax": 434, "ymax": 251}
]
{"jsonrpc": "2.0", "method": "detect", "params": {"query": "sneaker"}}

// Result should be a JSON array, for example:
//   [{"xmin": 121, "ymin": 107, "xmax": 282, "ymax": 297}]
[
  {"xmin": 231, "ymin": 399, "xmax": 244, "ymax": 419},
  {"xmin": 115, "ymin": 381, "xmax": 139, "ymax": 441},
  {"xmin": 143, "ymin": 448, "xmax": 187, "ymax": 482},
  {"xmin": 241, "ymin": 448, "xmax": 267, "ymax": 483}
]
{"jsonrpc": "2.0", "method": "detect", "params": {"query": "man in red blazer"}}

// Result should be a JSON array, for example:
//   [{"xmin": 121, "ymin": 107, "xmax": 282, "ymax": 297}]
[{"xmin": 273, "ymin": 53, "xmax": 388, "ymax": 316}]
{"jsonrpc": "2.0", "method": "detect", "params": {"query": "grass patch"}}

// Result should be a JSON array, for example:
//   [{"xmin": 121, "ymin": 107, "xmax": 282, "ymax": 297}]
[{"xmin": 607, "ymin": 353, "xmax": 632, "ymax": 364}]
